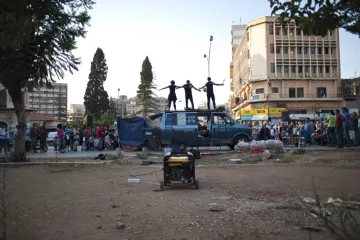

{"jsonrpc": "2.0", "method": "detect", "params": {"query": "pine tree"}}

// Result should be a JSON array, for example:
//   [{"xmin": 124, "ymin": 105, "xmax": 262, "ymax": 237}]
[
  {"xmin": 83, "ymin": 48, "xmax": 110, "ymax": 120},
  {"xmin": 108, "ymin": 98, "xmax": 117, "ymax": 119},
  {"xmin": 136, "ymin": 56, "xmax": 159, "ymax": 117},
  {"xmin": 0, "ymin": 0, "xmax": 95, "ymax": 161}
]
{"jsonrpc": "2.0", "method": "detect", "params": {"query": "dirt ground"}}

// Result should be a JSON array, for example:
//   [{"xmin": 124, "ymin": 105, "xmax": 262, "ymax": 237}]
[{"xmin": 4, "ymin": 151, "xmax": 360, "ymax": 240}]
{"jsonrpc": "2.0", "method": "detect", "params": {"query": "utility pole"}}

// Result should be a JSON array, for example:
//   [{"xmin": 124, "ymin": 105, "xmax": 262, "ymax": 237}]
[{"xmin": 204, "ymin": 35, "xmax": 214, "ymax": 77}]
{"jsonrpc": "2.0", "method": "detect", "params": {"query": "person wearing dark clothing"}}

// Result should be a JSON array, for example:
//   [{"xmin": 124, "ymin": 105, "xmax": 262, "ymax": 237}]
[
  {"xmin": 259, "ymin": 124, "xmax": 270, "ymax": 140},
  {"xmin": 160, "ymin": 80, "xmax": 178, "ymax": 111},
  {"xmin": 40, "ymin": 124, "xmax": 48, "ymax": 152},
  {"xmin": 200, "ymin": 77, "xmax": 224, "ymax": 110},
  {"xmin": 177, "ymin": 80, "xmax": 200, "ymax": 110},
  {"xmin": 335, "ymin": 109, "xmax": 345, "ymax": 148}
]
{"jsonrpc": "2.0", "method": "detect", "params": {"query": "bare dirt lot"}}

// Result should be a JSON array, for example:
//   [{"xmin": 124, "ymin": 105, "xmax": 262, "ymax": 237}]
[{"xmin": 4, "ymin": 151, "xmax": 360, "ymax": 240}]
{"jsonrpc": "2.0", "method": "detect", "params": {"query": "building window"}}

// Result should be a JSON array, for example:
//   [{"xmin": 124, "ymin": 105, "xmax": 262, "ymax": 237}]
[
  {"xmin": 247, "ymin": 32, "xmax": 249, "ymax": 41},
  {"xmin": 329, "ymin": 31, "xmax": 333, "ymax": 36},
  {"xmin": 275, "ymin": 27, "xmax": 280, "ymax": 35},
  {"xmin": 325, "ymin": 66, "xmax": 330, "ymax": 73},
  {"xmin": 297, "ymin": 47, "xmax": 302, "ymax": 54},
  {"xmin": 289, "ymin": 28, "xmax": 294, "ymax": 36},
  {"xmin": 304, "ymin": 47, "xmax": 309, "ymax": 54},
  {"xmin": 289, "ymin": 88, "xmax": 296, "ymax": 98},
  {"xmin": 270, "ymin": 44, "xmax": 274, "ymax": 54},
  {"xmin": 297, "ymin": 88, "xmax": 304, "ymax": 97},
  {"xmin": 317, "ymin": 87, "xmax": 327, "ymax": 98},
  {"xmin": 332, "ymin": 66, "xmax": 337, "ymax": 73},
  {"xmin": 311, "ymin": 66, "xmax": 316, "ymax": 73},
  {"xmin": 319, "ymin": 66, "xmax": 323, "ymax": 73},
  {"xmin": 305, "ymin": 66, "xmax": 310, "ymax": 73},
  {"xmin": 271, "ymin": 63, "xmax": 275, "ymax": 73},
  {"xmin": 296, "ymin": 29, "xmax": 301, "ymax": 35},
  {"xmin": 318, "ymin": 47, "xmax": 322, "ymax": 54},
  {"xmin": 298, "ymin": 66, "xmax": 303, "ymax": 73},
  {"xmin": 272, "ymin": 87, "xmax": 279, "ymax": 93},
  {"xmin": 283, "ymin": 46, "xmax": 288, "ymax": 54},
  {"xmin": 276, "ymin": 46, "xmax": 281, "ymax": 54},
  {"xmin": 331, "ymin": 47, "xmax": 336, "ymax": 54},
  {"xmin": 269, "ymin": 24, "xmax": 274, "ymax": 35},
  {"xmin": 283, "ymin": 28, "xmax": 287, "ymax": 35},
  {"xmin": 324, "ymin": 47, "xmax": 329, "ymax": 54},
  {"xmin": 310, "ymin": 47, "xmax": 315, "ymax": 54},
  {"xmin": 291, "ymin": 66, "xmax": 296, "ymax": 73},
  {"xmin": 277, "ymin": 65, "xmax": 282, "ymax": 73},
  {"xmin": 256, "ymin": 88, "xmax": 264, "ymax": 94},
  {"xmin": 284, "ymin": 65, "xmax": 289, "ymax": 73},
  {"xmin": 290, "ymin": 46, "xmax": 295, "ymax": 54}
]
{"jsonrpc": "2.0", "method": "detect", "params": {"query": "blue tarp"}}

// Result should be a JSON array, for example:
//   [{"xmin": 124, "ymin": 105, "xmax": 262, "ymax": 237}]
[{"xmin": 117, "ymin": 117, "xmax": 148, "ymax": 147}]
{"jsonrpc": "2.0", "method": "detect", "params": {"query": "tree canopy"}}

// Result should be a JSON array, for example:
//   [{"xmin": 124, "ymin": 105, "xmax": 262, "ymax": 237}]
[
  {"xmin": 83, "ymin": 47, "xmax": 109, "ymax": 120},
  {"xmin": 269, "ymin": 0, "xmax": 360, "ymax": 37},
  {"xmin": 136, "ymin": 56, "xmax": 159, "ymax": 117},
  {"xmin": 0, "ymin": 0, "xmax": 95, "ymax": 160}
]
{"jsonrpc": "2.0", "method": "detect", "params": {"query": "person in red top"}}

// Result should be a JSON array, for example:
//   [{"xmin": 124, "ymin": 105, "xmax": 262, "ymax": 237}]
[
  {"xmin": 335, "ymin": 109, "xmax": 345, "ymax": 148},
  {"xmin": 84, "ymin": 126, "xmax": 91, "ymax": 150},
  {"xmin": 96, "ymin": 126, "xmax": 104, "ymax": 151}
]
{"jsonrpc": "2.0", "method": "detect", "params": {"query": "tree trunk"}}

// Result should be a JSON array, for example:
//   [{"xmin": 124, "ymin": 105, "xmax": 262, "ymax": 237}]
[{"xmin": 8, "ymin": 88, "xmax": 27, "ymax": 162}]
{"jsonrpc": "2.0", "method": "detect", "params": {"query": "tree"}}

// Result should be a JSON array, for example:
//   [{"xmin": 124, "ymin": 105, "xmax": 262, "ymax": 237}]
[
  {"xmin": 136, "ymin": 56, "xmax": 159, "ymax": 117},
  {"xmin": 0, "ymin": 0, "xmax": 95, "ymax": 161},
  {"xmin": 269, "ymin": 0, "xmax": 360, "ymax": 37},
  {"xmin": 108, "ymin": 98, "xmax": 117, "ymax": 120},
  {"xmin": 83, "ymin": 48, "xmax": 109, "ymax": 120}
]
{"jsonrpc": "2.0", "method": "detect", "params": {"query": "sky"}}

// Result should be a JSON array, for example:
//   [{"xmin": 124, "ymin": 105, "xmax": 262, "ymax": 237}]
[{"xmin": 63, "ymin": 0, "xmax": 360, "ymax": 109}]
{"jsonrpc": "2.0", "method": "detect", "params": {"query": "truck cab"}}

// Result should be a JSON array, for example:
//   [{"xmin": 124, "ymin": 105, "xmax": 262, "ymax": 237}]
[{"xmin": 143, "ymin": 111, "xmax": 251, "ymax": 149}]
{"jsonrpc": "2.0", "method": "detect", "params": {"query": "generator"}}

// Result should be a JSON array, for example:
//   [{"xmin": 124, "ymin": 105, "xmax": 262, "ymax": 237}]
[{"xmin": 160, "ymin": 150, "xmax": 199, "ymax": 190}]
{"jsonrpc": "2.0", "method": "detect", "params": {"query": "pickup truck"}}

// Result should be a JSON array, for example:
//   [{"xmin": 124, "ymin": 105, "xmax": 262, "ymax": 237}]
[{"xmin": 143, "ymin": 111, "xmax": 252, "ymax": 149}]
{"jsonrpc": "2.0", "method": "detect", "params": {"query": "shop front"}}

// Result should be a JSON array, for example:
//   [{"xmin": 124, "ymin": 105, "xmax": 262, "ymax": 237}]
[{"xmin": 239, "ymin": 108, "xmax": 286, "ymax": 122}]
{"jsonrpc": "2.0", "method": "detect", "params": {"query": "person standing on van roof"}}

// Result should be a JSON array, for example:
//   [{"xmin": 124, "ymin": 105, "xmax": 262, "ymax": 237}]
[
  {"xmin": 177, "ymin": 80, "xmax": 200, "ymax": 110},
  {"xmin": 159, "ymin": 80, "xmax": 179, "ymax": 111},
  {"xmin": 200, "ymin": 77, "xmax": 224, "ymax": 110}
]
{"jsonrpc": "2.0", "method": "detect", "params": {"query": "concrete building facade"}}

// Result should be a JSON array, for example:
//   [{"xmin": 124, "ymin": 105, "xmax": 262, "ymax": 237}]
[
  {"xmin": 126, "ymin": 97, "xmax": 168, "ymax": 116},
  {"xmin": 342, "ymin": 77, "xmax": 360, "ymax": 112},
  {"xmin": 230, "ymin": 16, "xmax": 343, "ymax": 119},
  {"xmin": 0, "ymin": 84, "xmax": 30, "ymax": 127},
  {"xmin": 67, "ymin": 104, "xmax": 86, "ymax": 123},
  {"xmin": 28, "ymin": 83, "xmax": 68, "ymax": 121}
]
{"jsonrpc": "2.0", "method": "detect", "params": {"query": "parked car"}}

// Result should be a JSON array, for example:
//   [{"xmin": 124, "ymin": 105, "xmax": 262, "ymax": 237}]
[
  {"xmin": 47, "ymin": 132, "xmax": 57, "ymax": 146},
  {"xmin": 143, "ymin": 110, "xmax": 252, "ymax": 149}
]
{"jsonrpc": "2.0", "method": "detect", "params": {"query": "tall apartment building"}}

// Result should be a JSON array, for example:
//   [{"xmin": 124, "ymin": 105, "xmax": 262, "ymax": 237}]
[
  {"xmin": 230, "ymin": 16, "xmax": 343, "ymax": 119},
  {"xmin": 126, "ymin": 97, "xmax": 168, "ymax": 116},
  {"xmin": 28, "ymin": 83, "xmax": 68, "ymax": 121},
  {"xmin": 67, "ymin": 104, "xmax": 85, "ymax": 123},
  {"xmin": 231, "ymin": 24, "xmax": 247, "ymax": 57}
]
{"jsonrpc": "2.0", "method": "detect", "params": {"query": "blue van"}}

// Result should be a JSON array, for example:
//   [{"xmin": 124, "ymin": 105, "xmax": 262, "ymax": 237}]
[{"xmin": 143, "ymin": 111, "xmax": 252, "ymax": 149}]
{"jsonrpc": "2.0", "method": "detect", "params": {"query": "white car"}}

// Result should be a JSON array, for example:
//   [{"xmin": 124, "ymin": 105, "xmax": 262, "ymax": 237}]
[{"xmin": 47, "ymin": 132, "xmax": 57, "ymax": 146}]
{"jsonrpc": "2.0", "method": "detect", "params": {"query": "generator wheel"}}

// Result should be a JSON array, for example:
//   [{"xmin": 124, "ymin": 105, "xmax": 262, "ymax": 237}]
[
  {"xmin": 160, "ymin": 181, "xmax": 165, "ymax": 190},
  {"xmin": 195, "ymin": 180, "xmax": 199, "ymax": 190}
]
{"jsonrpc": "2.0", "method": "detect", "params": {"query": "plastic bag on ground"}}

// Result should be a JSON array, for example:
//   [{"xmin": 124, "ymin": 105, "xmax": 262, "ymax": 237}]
[
  {"xmin": 264, "ymin": 139, "xmax": 277, "ymax": 149},
  {"xmin": 274, "ymin": 140, "xmax": 285, "ymax": 153},
  {"xmin": 235, "ymin": 141, "xmax": 250, "ymax": 150}
]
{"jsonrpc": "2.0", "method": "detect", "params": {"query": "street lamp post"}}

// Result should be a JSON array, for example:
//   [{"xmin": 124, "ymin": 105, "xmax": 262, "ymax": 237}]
[
  {"xmin": 117, "ymin": 88, "xmax": 120, "ymax": 117},
  {"xmin": 204, "ymin": 35, "xmax": 213, "ymax": 77}
]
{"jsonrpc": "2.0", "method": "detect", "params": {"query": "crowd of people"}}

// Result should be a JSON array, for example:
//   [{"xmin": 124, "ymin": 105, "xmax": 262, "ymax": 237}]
[
  {"xmin": 246, "ymin": 107, "xmax": 359, "ymax": 148},
  {"xmin": 53, "ymin": 124, "xmax": 119, "ymax": 153}
]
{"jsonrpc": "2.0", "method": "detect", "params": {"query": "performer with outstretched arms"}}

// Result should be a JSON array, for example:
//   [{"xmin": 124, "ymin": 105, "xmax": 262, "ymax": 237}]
[
  {"xmin": 177, "ymin": 80, "xmax": 200, "ymax": 110},
  {"xmin": 159, "ymin": 80, "xmax": 178, "ymax": 111},
  {"xmin": 200, "ymin": 77, "xmax": 224, "ymax": 110}
]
